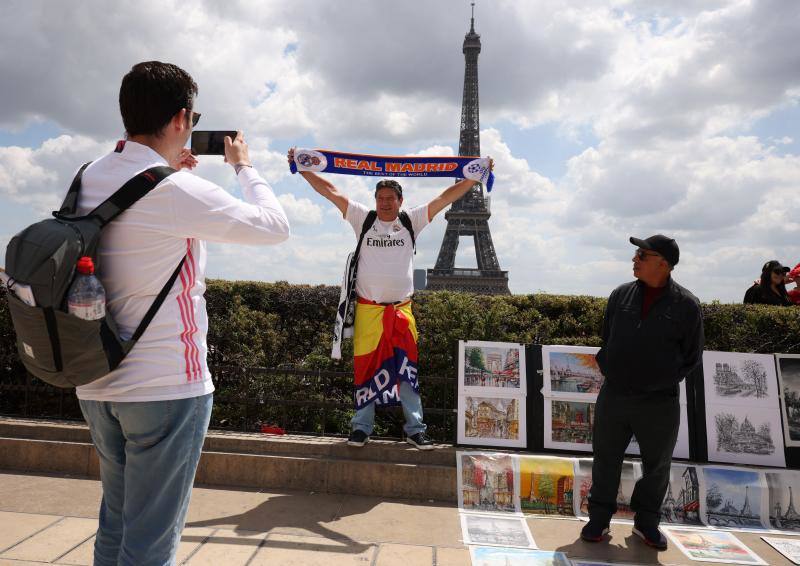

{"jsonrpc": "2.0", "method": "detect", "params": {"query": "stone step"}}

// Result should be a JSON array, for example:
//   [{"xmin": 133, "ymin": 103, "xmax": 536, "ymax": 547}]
[{"xmin": 0, "ymin": 418, "xmax": 457, "ymax": 501}]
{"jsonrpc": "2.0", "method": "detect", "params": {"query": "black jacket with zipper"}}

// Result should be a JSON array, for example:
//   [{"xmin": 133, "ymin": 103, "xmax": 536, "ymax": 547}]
[{"xmin": 595, "ymin": 278, "xmax": 704, "ymax": 394}]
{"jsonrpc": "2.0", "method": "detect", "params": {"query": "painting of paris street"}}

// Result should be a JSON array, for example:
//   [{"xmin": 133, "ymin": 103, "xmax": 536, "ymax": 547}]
[
  {"xmin": 542, "ymin": 345, "xmax": 603, "ymax": 400},
  {"xmin": 701, "ymin": 467, "xmax": 767, "ymax": 530},
  {"xmin": 766, "ymin": 471, "xmax": 800, "ymax": 532},
  {"xmin": 702, "ymin": 351, "xmax": 778, "ymax": 407},
  {"xmin": 457, "ymin": 451, "xmax": 519, "ymax": 514},
  {"xmin": 574, "ymin": 458, "xmax": 641, "ymax": 522},
  {"xmin": 661, "ymin": 465, "xmax": 703, "ymax": 526},
  {"xmin": 777, "ymin": 355, "xmax": 800, "ymax": 447},
  {"xmin": 458, "ymin": 396, "xmax": 526, "ymax": 448},
  {"xmin": 706, "ymin": 404, "xmax": 785, "ymax": 467},
  {"xmin": 459, "ymin": 340, "xmax": 526, "ymax": 396},
  {"xmin": 543, "ymin": 399, "xmax": 594, "ymax": 452}
]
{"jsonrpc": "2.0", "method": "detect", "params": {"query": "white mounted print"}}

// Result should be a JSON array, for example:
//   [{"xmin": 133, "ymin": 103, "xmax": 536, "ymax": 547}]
[
  {"xmin": 458, "ymin": 395, "xmax": 526, "ymax": 448},
  {"xmin": 703, "ymin": 351, "xmax": 778, "ymax": 408},
  {"xmin": 541, "ymin": 345, "xmax": 603, "ymax": 400},
  {"xmin": 459, "ymin": 340, "xmax": 526, "ymax": 396},
  {"xmin": 543, "ymin": 399, "xmax": 595, "ymax": 452},
  {"xmin": 777, "ymin": 354, "xmax": 800, "ymax": 448},
  {"xmin": 457, "ymin": 451, "xmax": 520, "ymax": 515},
  {"xmin": 706, "ymin": 404, "xmax": 785, "ymax": 467}
]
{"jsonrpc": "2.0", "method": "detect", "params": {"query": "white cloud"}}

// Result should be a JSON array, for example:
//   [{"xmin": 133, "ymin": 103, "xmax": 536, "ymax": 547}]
[{"xmin": 277, "ymin": 193, "xmax": 323, "ymax": 225}]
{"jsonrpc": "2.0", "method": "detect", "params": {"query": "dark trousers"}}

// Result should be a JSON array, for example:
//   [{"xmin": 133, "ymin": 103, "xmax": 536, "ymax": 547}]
[{"xmin": 588, "ymin": 384, "xmax": 680, "ymax": 528}]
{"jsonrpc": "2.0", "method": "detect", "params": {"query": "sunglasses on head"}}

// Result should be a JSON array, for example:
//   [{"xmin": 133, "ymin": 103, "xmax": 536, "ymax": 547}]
[
  {"xmin": 635, "ymin": 249, "xmax": 661, "ymax": 261},
  {"xmin": 186, "ymin": 110, "xmax": 201, "ymax": 127},
  {"xmin": 773, "ymin": 268, "xmax": 786, "ymax": 275}
]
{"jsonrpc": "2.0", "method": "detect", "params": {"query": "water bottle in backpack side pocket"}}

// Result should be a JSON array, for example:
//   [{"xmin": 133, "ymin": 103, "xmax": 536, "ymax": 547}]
[{"xmin": 67, "ymin": 256, "xmax": 106, "ymax": 320}]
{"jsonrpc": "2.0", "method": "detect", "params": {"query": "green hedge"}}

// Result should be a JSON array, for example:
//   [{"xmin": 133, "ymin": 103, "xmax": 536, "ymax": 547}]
[{"xmin": 2, "ymin": 281, "xmax": 799, "ymax": 437}]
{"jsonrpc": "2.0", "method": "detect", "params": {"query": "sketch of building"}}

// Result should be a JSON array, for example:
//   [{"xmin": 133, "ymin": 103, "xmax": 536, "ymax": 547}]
[
  {"xmin": 715, "ymin": 413, "xmax": 775, "ymax": 455},
  {"xmin": 460, "ymin": 455, "xmax": 515, "ymax": 513},
  {"xmin": 714, "ymin": 360, "xmax": 768, "ymax": 398},
  {"xmin": 662, "ymin": 466, "xmax": 702, "ymax": 525},
  {"xmin": 778, "ymin": 355, "xmax": 800, "ymax": 447}
]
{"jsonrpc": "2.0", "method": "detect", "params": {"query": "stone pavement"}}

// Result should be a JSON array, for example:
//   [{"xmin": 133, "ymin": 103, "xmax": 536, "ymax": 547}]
[{"xmin": 0, "ymin": 470, "xmax": 796, "ymax": 565}]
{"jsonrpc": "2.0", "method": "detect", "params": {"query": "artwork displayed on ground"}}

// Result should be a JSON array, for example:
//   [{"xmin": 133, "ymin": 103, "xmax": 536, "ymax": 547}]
[
  {"xmin": 701, "ymin": 467, "xmax": 767, "ymax": 530},
  {"xmin": 469, "ymin": 547, "xmax": 572, "ymax": 566},
  {"xmin": 705, "ymin": 404, "xmax": 785, "ymax": 467},
  {"xmin": 541, "ymin": 345, "xmax": 603, "ymax": 400},
  {"xmin": 664, "ymin": 528, "xmax": 767, "ymax": 565},
  {"xmin": 459, "ymin": 341, "xmax": 526, "ymax": 395},
  {"xmin": 702, "ymin": 351, "xmax": 778, "ymax": 407},
  {"xmin": 517, "ymin": 455, "xmax": 575, "ymax": 517},
  {"xmin": 661, "ymin": 464, "xmax": 704, "ymax": 525},
  {"xmin": 762, "ymin": 536, "xmax": 800, "ymax": 565},
  {"xmin": 543, "ymin": 399, "xmax": 595, "ymax": 451},
  {"xmin": 459, "ymin": 514, "xmax": 536, "ymax": 548},
  {"xmin": 458, "ymin": 395, "xmax": 526, "ymax": 448},
  {"xmin": 457, "ymin": 451, "xmax": 520, "ymax": 514},
  {"xmin": 777, "ymin": 354, "xmax": 800, "ymax": 448},
  {"xmin": 766, "ymin": 470, "xmax": 800, "ymax": 531},
  {"xmin": 574, "ymin": 458, "xmax": 641, "ymax": 522}
]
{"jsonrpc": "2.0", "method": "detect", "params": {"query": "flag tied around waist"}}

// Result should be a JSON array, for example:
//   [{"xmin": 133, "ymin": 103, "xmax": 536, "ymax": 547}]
[{"xmin": 290, "ymin": 148, "xmax": 495, "ymax": 192}]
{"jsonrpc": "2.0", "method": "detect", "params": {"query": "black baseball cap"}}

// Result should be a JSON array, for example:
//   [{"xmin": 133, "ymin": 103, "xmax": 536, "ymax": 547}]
[
  {"xmin": 630, "ymin": 234, "xmax": 680, "ymax": 267},
  {"xmin": 762, "ymin": 260, "xmax": 790, "ymax": 274},
  {"xmin": 375, "ymin": 179, "xmax": 403, "ymax": 198}
]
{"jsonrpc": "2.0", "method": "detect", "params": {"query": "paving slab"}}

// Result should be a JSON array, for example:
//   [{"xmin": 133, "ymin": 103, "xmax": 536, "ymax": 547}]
[
  {"xmin": 183, "ymin": 528, "xmax": 265, "ymax": 565},
  {"xmin": 435, "ymin": 546, "xmax": 471, "ymax": 566},
  {"xmin": 56, "ymin": 535, "xmax": 94, "ymax": 565},
  {"xmin": 0, "ymin": 511, "xmax": 61, "ymax": 555},
  {"xmin": 251, "ymin": 533, "xmax": 376, "ymax": 565},
  {"xmin": 174, "ymin": 527, "xmax": 215, "ymax": 564},
  {"xmin": 374, "ymin": 543, "xmax": 433, "ymax": 565},
  {"xmin": 0, "ymin": 517, "xmax": 95, "ymax": 563},
  {"xmin": 0, "ymin": 473, "xmax": 101, "ymax": 518}
]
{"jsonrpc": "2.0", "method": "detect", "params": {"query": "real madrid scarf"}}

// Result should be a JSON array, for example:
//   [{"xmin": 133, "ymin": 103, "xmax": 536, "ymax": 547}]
[{"xmin": 290, "ymin": 148, "xmax": 495, "ymax": 191}]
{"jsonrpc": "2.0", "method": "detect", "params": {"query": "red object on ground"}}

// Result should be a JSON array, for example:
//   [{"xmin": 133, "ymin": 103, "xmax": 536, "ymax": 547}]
[{"xmin": 260, "ymin": 425, "xmax": 286, "ymax": 435}]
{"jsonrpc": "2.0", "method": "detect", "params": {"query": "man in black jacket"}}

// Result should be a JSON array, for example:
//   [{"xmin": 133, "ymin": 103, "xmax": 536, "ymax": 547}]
[{"xmin": 581, "ymin": 235, "xmax": 704, "ymax": 550}]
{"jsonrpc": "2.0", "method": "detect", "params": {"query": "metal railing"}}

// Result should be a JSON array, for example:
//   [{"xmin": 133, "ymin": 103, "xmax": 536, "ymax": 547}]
[{"xmin": 0, "ymin": 365, "xmax": 458, "ymax": 442}]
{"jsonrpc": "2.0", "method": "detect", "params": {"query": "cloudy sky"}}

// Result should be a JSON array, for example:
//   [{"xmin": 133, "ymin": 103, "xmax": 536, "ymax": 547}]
[{"xmin": 1, "ymin": 0, "xmax": 798, "ymax": 302}]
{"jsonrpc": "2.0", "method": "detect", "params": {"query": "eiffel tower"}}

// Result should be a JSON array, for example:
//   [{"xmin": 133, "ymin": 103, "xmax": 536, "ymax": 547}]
[{"xmin": 425, "ymin": 4, "xmax": 510, "ymax": 294}]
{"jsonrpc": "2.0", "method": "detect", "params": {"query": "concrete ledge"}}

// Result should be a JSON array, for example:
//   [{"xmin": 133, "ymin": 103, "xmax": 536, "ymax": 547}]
[{"xmin": 0, "ymin": 417, "xmax": 458, "ymax": 501}]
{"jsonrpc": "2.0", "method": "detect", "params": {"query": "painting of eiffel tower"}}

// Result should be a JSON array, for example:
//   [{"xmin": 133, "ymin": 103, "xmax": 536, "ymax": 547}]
[
  {"xmin": 767, "ymin": 471, "xmax": 800, "ymax": 531},
  {"xmin": 425, "ymin": 4, "xmax": 509, "ymax": 294}
]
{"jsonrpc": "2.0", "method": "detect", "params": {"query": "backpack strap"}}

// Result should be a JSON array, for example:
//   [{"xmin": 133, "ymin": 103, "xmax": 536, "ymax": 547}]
[
  {"xmin": 124, "ymin": 255, "xmax": 187, "ymax": 350},
  {"xmin": 398, "ymin": 211, "xmax": 416, "ymax": 253},
  {"xmin": 57, "ymin": 162, "xmax": 92, "ymax": 216},
  {"xmin": 88, "ymin": 166, "xmax": 176, "ymax": 226},
  {"xmin": 355, "ymin": 210, "xmax": 378, "ymax": 259}
]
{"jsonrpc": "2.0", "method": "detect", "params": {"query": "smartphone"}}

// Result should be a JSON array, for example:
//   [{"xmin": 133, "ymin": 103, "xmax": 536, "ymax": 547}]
[{"xmin": 191, "ymin": 131, "xmax": 237, "ymax": 155}]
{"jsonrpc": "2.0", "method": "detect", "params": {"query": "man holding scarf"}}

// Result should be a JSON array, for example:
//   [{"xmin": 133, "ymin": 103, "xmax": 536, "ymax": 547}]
[{"xmin": 288, "ymin": 148, "xmax": 492, "ymax": 449}]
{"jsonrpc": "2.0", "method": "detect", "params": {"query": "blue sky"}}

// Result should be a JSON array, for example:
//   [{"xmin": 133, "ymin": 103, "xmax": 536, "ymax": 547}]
[{"xmin": 1, "ymin": 0, "xmax": 799, "ymax": 302}]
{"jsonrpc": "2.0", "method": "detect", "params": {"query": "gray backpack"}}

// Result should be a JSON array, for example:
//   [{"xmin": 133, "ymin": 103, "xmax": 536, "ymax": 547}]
[{"xmin": 4, "ymin": 163, "xmax": 185, "ymax": 388}]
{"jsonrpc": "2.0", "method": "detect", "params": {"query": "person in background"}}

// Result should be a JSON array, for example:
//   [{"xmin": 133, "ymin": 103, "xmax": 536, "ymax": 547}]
[
  {"xmin": 743, "ymin": 260, "xmax": 792, "ymax": 306},
  {"xmin": 787, "ymin": 263, "xmax": 800, "ymax": 305}
]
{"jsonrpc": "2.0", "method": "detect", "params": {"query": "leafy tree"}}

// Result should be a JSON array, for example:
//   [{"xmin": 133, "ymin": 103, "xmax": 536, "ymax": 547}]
[
  {"xmin": 467, "ymin": 347, "xmax": 486, "ymax": 371},
  {"xmin": 537, "ymin": 474, "xmax": 556, "ymax": 512}
]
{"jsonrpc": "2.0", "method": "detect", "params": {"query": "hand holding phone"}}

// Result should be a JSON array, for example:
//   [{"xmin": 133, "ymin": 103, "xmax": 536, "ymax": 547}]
[{"xmin": 191, "ymin": 131, "xmax": 237, "ymax": 155}]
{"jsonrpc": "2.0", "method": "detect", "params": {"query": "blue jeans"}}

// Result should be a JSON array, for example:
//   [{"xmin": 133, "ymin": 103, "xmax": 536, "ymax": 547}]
[
  {"xmin": 79, "ymin": 393, "xmax": 213, "ymax": 566},
  {"xmin": 351, "ymin": 381, "xmax": 426, "ymax": 436}
]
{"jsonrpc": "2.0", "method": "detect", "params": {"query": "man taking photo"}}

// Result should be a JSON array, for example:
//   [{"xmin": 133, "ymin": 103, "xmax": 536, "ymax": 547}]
[{"xmin": 75, "ymin": 61, "xmax": 290, "ymax": 566}]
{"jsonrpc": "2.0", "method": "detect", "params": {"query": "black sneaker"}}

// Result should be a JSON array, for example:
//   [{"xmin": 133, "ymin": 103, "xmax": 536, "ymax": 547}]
[
  {"xmin": 347, "ymin": 430, "xmax": 369, "ymax": 447},
  {"xmin": 580, "ymin": 520, "xmax": 610, "ymax": 542},
  {"xmin": 632, "ymin": 524, "xmax": 668, "ymax": 551},
  {"xmin": 406, "ymin": 432, "xmax": 434, "ymax": 450}
]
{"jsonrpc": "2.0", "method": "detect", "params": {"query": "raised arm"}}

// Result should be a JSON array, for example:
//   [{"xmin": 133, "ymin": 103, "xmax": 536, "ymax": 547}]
[
  {"xmin": 288, "ymin": 148, "xmax": 348, "ymax": 216},
  {"xmin": 426, "ymin": 158, "xmax": 494, "ymax": 221}
]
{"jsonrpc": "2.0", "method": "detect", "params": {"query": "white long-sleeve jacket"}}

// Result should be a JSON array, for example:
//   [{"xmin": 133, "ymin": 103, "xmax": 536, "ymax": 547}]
[{"xmin": 74, "ymin": 140, "xmax": 289, "ymax": 402}]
